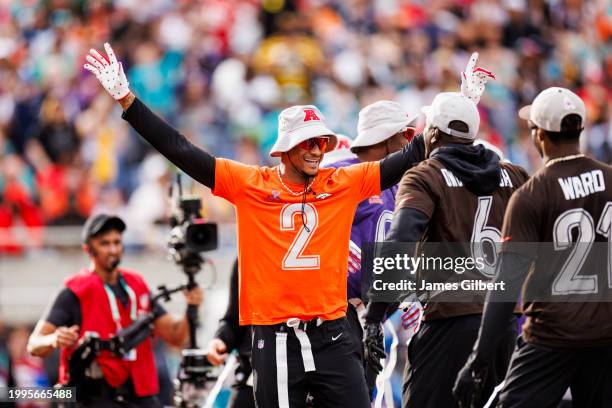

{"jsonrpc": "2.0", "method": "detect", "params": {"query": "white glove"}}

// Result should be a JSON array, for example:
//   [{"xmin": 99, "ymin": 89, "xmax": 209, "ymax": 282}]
[
  {"xmin": 460, "ymin": 52, "xmax": 495, "ymax": 105},
  {"xmin": 83, "ymin": 42, "xmax": 130, "ymax": 100}
]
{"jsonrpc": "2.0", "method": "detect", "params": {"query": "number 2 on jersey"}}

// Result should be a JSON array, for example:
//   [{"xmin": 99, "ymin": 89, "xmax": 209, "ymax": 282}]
[
  {"xmin": 552, "ymin": 203, "xmax": 612, "ymax": 295},
  {"xmin": 280, "ymin": 203, "xmax": 320, "ymax": 270}
]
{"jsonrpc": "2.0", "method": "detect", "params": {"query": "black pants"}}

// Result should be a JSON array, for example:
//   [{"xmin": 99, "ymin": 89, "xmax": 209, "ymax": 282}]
[
  {"xmin": 229, "ymin": 383, "xmax": 256, "ymax": 408},
  {"xmin": 345, "ymin": 303, "xmax": 377, "ymax": 398},
  {"xmin": 403, "ymin": 314, "xmax": 517, "ymax": 408},
  {"xmin": 251, "ymin": 316, "xmax": 370, "ymax": 408},
  {"xmin": 498, "ymin": 338, "xmax": 612, "ymax": 408}
]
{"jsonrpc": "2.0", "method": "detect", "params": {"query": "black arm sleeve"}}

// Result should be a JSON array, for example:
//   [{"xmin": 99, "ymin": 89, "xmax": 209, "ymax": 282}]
[
  {"xmin": 386, "ymin": 207, "xmax": 429, "ymax": 243},
  {"xmin": 121, "ymin": 98, "xmax": 216, "ymax": 188},
  {"xmin": 364, "ymin": 208, "xmax": 430, "ymax": 323},
  {"xmin": 213, "ymin": 260, "xmax": 247, "ymax": 351},
  {"xmin": 470, "ymin": 251, "xmax": 532, "ymax": 368},
  {"xmin": 46, "ymin": 288, "xmax": 81, "ymax": 328},
  {"xmin": 379, "ymin": 134, "xmax": 425, "ymax": 191}
]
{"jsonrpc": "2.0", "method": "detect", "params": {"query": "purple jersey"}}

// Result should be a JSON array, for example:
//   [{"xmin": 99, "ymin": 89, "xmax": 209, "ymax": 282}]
[{"xmin": 325, "ymin": 157, "xmax": 397, "ymax": 300}]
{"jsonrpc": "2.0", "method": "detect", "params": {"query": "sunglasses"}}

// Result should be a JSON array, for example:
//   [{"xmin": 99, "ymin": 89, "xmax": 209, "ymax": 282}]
[{"xmin": 298, "ymin": 137, "xmax": 329, "ymax": 151}]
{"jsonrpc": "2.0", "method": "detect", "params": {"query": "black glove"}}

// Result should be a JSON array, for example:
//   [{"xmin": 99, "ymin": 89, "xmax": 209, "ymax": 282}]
[
  {"xmin": 363, "ymin": 322, "xmax": 385, "ymax": 374},
  {"xmin": 453, "ymin": 360, "xmax": 487, "ymax": 408}
]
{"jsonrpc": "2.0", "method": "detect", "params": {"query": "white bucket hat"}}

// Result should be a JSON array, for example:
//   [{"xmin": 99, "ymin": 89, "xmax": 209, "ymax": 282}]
[
  {"xmin": 350, "ymin": 101, "xmax": 418, "ymax": 153},
  {"xmin": 269, "ymin": 105, "xmax": 338, "ymax": 157},
  {"xmin": 421, "ymin": 92, "xmax": 480, "ymax": 140},
  {"xmin": 320, "ymin": 134, "xmax": 357, "ymax": 166},
  {"xmin": 518, "ymin": 87, "xmax": 585, "ymax": 132}
]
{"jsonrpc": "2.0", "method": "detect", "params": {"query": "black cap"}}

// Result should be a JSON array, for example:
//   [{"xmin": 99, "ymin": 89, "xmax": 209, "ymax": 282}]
[{"xmin": 82, "ymin": 214, "xmax": 126, "ymax": 243}]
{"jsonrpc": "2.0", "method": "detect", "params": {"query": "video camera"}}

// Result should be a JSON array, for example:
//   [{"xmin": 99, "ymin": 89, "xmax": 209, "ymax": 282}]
[
  {"xmin": 65, "ymin": 174, "xmax": 220, "ymax": 407},
  {"xmin": 66, "ymin": 315, "xmax": 155, "ymax": 389},
  {"xmin": 167, "ymin": 173, "xmax": 217, "ymax": 274},
  {"xmin": 167, "ymin": 173, "xmax": 219, "ymax": 407}
]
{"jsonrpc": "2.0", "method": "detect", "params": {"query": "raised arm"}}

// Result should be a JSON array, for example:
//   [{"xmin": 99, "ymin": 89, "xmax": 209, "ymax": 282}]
[
  {"xmin": 379, "ymin": 134, "xmax": 425, "ymax": 190},
  {"xmin": 121, "ymin": 95, "xmax": 215, "ymax": 188},
  {"xmin": 84, "ymin": 43, "xmax": 216, "ymax": 189}
]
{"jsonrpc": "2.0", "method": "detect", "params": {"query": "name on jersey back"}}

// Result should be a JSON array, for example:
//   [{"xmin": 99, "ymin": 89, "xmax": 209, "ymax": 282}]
[
  {"xmin": 558, "ymin": 170, "xmax": 605, "ymax": 201},
  {"xmin": 440, "ymin": 168, "xmax": 514, "ymax": 188}
]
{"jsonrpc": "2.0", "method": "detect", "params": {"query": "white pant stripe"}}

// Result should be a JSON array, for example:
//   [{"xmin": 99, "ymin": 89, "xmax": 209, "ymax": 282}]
[
  {"xmin": 293, "ymin": 327, "xmax": 316, "ymax": 372},
  {"xmin": 275, "ymin": 332, "xmax": 290, "ymax": 408},
  {"xmin": 484, "ymin": 380, "xmax": 505, "ymax": 408}
]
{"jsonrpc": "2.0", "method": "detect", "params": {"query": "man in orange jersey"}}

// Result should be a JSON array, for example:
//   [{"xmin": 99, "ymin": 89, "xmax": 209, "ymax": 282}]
[{"xmin": 85, "ymin": 43, "xmax": 425, "ymax": 407}]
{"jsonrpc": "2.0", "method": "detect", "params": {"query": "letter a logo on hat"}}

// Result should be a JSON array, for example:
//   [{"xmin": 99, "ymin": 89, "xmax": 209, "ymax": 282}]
[{"xmin": 303, "ymin": 109, "xmax": 321, "ymax": 122}]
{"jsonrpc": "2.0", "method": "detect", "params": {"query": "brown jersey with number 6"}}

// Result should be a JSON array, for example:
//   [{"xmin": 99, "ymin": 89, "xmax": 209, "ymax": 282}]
[{"xmin": 396, "ymin": 149, "xmax": 528, "ymax": 320}]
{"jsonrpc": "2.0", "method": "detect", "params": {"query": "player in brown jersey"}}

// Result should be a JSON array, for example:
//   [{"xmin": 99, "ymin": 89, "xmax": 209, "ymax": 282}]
[
  {"xmin": 364, "ymin": 91, "xmax": 529, "ymax": 408},
  {"xmin": 454, "ymin": 87, "xmax": 612, "ymax": 407}
]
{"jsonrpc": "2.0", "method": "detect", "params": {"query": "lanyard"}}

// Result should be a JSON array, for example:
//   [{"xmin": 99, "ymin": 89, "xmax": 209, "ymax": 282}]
[{"xmin": 103, "ymin": 276, "xmax": 137, "ymax": 329}]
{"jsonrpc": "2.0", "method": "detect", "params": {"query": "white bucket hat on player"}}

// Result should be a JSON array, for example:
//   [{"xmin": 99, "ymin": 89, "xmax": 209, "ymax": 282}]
[
  {"xmin": 269, "ymin": 105, "xmax": 338, "ymax": 157},
  {"xmin": 421, "ymin": 92, "xmax": 480, "ymax": 140},
  {"xmin": 350, "ymin": 101, "xmax": 418, "ymax": 153},
  {"xmin": 518, "ymin": 87, "xmax": 585, "ymax": 132}
]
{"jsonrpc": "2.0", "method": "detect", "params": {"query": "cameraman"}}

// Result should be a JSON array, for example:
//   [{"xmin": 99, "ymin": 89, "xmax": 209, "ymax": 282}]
[{"xmin": 27, "ymin": 214, "xmax": 203, "ymax": 407}]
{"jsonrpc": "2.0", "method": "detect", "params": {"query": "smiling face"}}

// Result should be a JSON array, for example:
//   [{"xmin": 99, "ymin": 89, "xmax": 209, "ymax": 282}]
[{"xmin": 282, "ymin": 137, "xmax": 328, "ymax": 181}]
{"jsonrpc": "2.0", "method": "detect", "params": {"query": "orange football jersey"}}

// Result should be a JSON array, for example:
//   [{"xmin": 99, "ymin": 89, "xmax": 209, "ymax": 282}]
[{"xmin": 214, "ymin": 158, "xmax": 380, "ymax": 325}]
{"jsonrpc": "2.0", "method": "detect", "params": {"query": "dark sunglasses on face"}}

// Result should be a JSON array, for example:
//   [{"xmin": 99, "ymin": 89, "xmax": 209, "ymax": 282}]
[{"xmin": 298, "ymin": 137, "xmax": 329, "ymax": 151}]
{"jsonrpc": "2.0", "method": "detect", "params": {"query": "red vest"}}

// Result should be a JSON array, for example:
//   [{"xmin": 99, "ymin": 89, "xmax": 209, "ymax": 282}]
[{"xmin": 58, "ymin": 269, "xmax": 159, "ymax": 397}]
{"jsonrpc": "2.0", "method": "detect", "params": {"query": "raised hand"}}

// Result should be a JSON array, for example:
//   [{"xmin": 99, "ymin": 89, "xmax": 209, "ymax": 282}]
[
  {"xmin": 460, "ymin": 52, "xmax": 495, "ymax": 105},
  {"xmin": 84, "ymin": 42, "xmax": 130, "ymax": 100}
]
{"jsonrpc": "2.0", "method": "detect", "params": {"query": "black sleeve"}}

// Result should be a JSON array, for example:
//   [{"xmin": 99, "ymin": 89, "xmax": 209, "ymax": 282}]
[
  {"xmin": 469, "ymin": 251, "xmax": 532, "ymax": 369},
  {"xmin": 46, "ymin": 288, "xmax": 81, "ymax": 328},
  {"xmin": 364, "ymin": 208, "xmax": 430, "ymax": 323},
  {"xmin": 213, "ymin": 259, "xmax": 247, "ymax": 351},
  {"xmin": 121, "ymin": 98, "xmax": 216, "ymax": 188},
  {"xmin": 379, "ymin": 134, "xmax": 425, "ymax": 191},
  {"xmin": 386, "ymin": 207, "xmax": 429, "ymax": 243}
]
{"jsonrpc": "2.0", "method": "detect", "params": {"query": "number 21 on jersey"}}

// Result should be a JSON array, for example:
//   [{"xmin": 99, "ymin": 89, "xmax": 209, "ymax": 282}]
[{"xmin": 552, "ymin": 203, "xmax": 612, "ymax": 295}]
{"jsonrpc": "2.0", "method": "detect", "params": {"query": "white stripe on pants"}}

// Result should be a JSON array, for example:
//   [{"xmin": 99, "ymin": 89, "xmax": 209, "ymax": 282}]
[
  {"xmin": 275, "ymin": 332, "xmax": 289, "ymax": 408},
  {"xmin": 293, "ymin": 326, "xmax": 316, "ymax": 372}
]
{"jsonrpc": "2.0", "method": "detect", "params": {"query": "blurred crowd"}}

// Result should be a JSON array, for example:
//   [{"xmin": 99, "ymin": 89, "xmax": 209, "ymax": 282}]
[{"xmin": 0, "ymin": 0, "xmax": 610, "ymax": 254}]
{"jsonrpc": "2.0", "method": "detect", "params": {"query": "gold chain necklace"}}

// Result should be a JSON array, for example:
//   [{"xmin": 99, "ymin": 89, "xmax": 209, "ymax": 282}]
[
  {"xmin": 276, "ymin": 166, "xmax": 315, "ymax": 196},
  {"xmin": 545, "ymin": 153, "xmax": 586, "ymax": 167}
]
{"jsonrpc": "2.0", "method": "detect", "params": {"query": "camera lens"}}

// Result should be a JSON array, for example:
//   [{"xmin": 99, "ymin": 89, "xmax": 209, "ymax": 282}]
[{"xmin": 185, "ymin": 223, "xmax": 218, "ymax": 252}]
